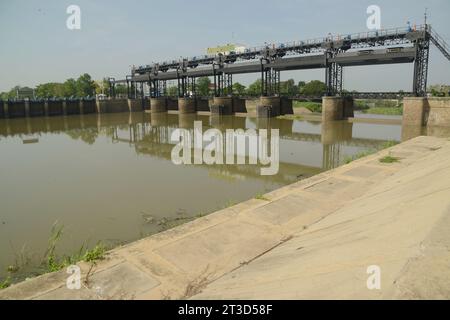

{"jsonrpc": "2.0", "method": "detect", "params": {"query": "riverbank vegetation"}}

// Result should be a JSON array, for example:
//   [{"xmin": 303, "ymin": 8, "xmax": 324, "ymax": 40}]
[
  {"xmin": 0, "ymin": 74, "xmax": 127, "ymax": 100},
  {"xmin": 0, "ymin": 223, "xmax": 106, "ymax": 290},
  {"xmin": 293, "ymin": 101, "xmax": 322, "ymax": 113},
  {"xmin": 355, "ymin": 99, "xmax": 403, "ymax": 115},
  {"xmin": 343, "ymin": 141, "xmax": 399, "ymax": 164}
]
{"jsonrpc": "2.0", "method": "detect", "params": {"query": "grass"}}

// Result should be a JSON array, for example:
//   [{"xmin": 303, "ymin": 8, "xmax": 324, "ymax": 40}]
[
  {"xmin": 361, "ymin": 106, "xmax": 403, "ymax": 115},
  {"xmin": 355, "ymin": 99, "xmax": 403, "ymax": 115},
  {"xmin": 379, "ymin": 155, "xmax": 400, "ymax": 164},
  {"xmin": 293, "ymin": 101, "xmax": 322, "ymax": 113},
  {"xmin": 344, "ymin": 150, "xmax": 375, "ymax": 164},
  {"xmin": 292, "ymin": 100, "xmax": 403, "ymax": 115},
  {"xmin": 255, "ymin": 193, "xmax": 271, "ymax": 201},
  {"xmin": 6, "ymin": 222, "xmax": 109, "ymax": 279},
  {"xmin": 344, "ymin": 140, "xmax": 399, "ymax": 164},
  {"xmin": 0, "ymin": 277, "xmax": 10, "ymax": 290},
  {"xmin": 277, "ymin": 115, "xmax": 304, "ymax": 120}
]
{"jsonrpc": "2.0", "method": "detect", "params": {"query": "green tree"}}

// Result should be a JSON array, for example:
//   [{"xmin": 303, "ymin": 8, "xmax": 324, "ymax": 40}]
[
  {"xmin": 280, "ymin": 79, "xmax": 298, "ymax": 96},
  {"xmin": 62, "ymin": 79, "xmax": 78, "ymax": 98},
  {"xmin": 1, "ymin": 85, "xmax": 22, "ymax": 100},
  {"xmin": 167, "ymin": 85, "xmax": 178, "ymax": 97},
  {"xmin": 196, "ymin": 77, "xmax": 211, "ymax": 96},
  {"xmin": 232, "ymin": 82, "xmax": 246, "ymax": 96},
  {"xmin": 76, "ymin": 73, "xmax": 96, "ymax": 97},
  {"xmin": 115, "ymin": 84, "xmax": 128, "ymax": 95},
  {"xmin": 302, "ymin": 80, "xmax": 327, "ymax": 97},
  {"xmin": 36, "ymin": 83, "xmax": 64, "ymax": 98},
  {"xmin": 298, "ymin": 81, "xmax": 306, "ymax": 94},
  {"xmin": 246, "ymin": 79, "xmax": 262, "ymax": 96}
]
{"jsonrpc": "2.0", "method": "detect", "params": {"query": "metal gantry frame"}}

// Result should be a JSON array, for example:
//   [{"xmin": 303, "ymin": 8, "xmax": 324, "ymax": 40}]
[
  {"xmin": 108, "ymin": 24, "xmax": 448, "ymax": 99},
  {"xmin": 213, "ymin": 66, "xmax": 233, "ymax": 97},
  {"xmin": 325, "ymin": 49, "xmax": 344, "ymax": 96},
  {"xmin": 260, "ymin": 57, "xmax": 281, "ymax": 97},
  {"xmin": 108, "ymin": 77, "xmax": 116, "ymax": 98},
  {"xmin": 412, "ymin": 30, "xmax": 430, "ymax": 97},
  {"xmin": 149, "ymin": 79, "xmax": 167, "ymax": 98}
]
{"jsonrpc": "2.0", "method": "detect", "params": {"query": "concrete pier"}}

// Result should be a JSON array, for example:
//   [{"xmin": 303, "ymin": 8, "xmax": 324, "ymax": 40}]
[
  {"xmin": 322, "ymin": 96, "xmax": 344, "ymax": 121},
  {"xmin": 402, "ymin": 97, "xmax": 450, "ymax": 127},
  {"xmin": 280, "ymin": 97, "xmax": 294, "ymax": 115},
  {"xmin": 128, "ymin": 99, "xmax": 144, "ymax": 112},
  {"xmin": 427, "ymin": 98, "xmax": 450, "ymax": 126},
  {"xmin": 178, "ymin": 98, "xmax": 196, "ymax": 114},
  {"xmin": 211, "ymin": 97, "xmax": 233, "ymax": 115},
  {"xmin": 257, "ymin": 96, "xmax": 281, "ymax": 117},
  {"xmin": 150, "ymin": 97, "xmax": 168, "ymax": 113},
  {"xmin": 402, "ymin": 97, "xmax": 426, "ymax": 126}
]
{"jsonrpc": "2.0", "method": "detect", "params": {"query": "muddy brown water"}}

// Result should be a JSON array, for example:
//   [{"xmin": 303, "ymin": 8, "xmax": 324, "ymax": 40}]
[{"xmin": 0, "ymin": 112, "xmax": 402, "ymax": 281}]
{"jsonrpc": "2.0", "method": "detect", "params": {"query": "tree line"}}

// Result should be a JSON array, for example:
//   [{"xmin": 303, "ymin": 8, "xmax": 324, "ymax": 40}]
[
  {"xmin": 0, "ymin": 74, "xmax": 113, "ymax": 100},
  {"xmin": 166, "ymin": 77, "xmax": 329, "ymax": 97}
]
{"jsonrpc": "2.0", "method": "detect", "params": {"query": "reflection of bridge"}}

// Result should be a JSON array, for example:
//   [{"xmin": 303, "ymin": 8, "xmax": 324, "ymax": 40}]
[
  {"xmin": 0, "ymin": 113, "xmax": 397, "ymax": 174},
  {"xmin": 113, "ymin": 25, "xmax": 450, "ymax": 98},
  {"xmin": 108, "ymin": 113, "xmax": 394, "ymax": 171}
]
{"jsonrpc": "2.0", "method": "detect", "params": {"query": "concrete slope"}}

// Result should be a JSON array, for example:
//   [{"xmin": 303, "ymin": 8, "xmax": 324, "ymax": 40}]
[{"xmin": 194, "ymin": 136, "xmax": 450, "ymax": 299}]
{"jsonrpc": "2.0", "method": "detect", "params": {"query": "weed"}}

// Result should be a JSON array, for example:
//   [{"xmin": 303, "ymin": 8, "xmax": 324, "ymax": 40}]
[
  {"xmin": 379, "ymin": 155, "xmax": 400, "ymax": 164},
  {"xmin": 380, "ymin": 140, "xmax": 399, "ymax": 149},
  {"xmin": 255, "ymin": 193, "xmax": 271, "ymax": 201},
  {"xmin": 83, "ymin": 244, "xmax": 106, "ymax": 263},
  {"xmin": 0, "ymin": 277, "xmax": 10, "ymax": 290},
  {"xmin": 45, "ymin": 223, "xmax": 64, "ymax": 272},
  {"xmin": 344, "ymin": 150, "xmax": 375, "ymax": 164},
  {"xmin": 344, "ymin": 140, "xmax": 400, "ymax": 164},
  {"xmin": 277, "ymin": 115, "xmax": 304, "ymax": 120}
]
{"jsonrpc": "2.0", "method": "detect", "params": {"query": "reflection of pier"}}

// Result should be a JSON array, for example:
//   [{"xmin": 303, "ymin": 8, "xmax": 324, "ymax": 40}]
[{"xmin": 0, "ymin": 113, "xmax": 400, "ymax": 173}]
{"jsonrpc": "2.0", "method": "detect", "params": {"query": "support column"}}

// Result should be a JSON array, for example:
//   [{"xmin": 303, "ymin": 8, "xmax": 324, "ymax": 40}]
[
  {"xmin": 128, "ymin": 98, "xmax": 144, "ymax": 112},
  {"xmin": 211, "ymin": 97, "xmax": 233, "ymax": 115},
  {"xmin": 322, "ymin": 96, "xmax": 344, "ymax": 121},
  {"xmin": 402, "ymin": 97, "xmax": 427, "ymax": 126},
  {"xmin": 150, "ymin": 97, "xmax": 168, "ymax": 113},
  {"xmin": 178, "ymin": 97, "xmax": 196, "ymax": 114},
  {"xmin": 257, "ymin": 96, "xmax": 281, "ymax": 118}
]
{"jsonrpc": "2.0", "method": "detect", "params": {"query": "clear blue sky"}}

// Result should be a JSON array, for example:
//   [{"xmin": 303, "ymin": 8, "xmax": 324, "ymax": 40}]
[{"xmin": 0, "ymin": 0, "xmax": 449, "ymax": 92}]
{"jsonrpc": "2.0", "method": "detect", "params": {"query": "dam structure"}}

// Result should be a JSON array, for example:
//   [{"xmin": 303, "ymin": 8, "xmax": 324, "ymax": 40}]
[{"xmin": 107, "ymin": 24, "xmax": 450, "ymax": 123}]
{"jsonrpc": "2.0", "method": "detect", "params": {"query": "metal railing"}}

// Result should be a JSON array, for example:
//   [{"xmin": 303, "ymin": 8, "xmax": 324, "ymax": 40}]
[{"xmin": 429, "ymin": 26, "xmax": 450, "ymax": 61}]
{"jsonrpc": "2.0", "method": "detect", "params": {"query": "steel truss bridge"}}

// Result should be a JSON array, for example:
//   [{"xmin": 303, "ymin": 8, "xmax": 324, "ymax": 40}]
[{"xmin": 110, "ymin": 24, "xmax": 450, "ymax": 99}]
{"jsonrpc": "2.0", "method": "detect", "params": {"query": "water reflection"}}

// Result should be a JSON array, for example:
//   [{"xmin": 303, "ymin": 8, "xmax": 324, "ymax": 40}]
[
  {"xmin": 0, "ymin": 112, "xmax": 401, "ymax": 279},
  {"xmin": 0, "ymin": 113, "xmax": 401, "ymax": 172}
]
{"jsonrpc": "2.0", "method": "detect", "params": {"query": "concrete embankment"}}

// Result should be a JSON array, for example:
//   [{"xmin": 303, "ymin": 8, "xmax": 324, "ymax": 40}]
[{"xmin": 1, "ymin": 136, "xmax": 450, "ymax": 300}]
